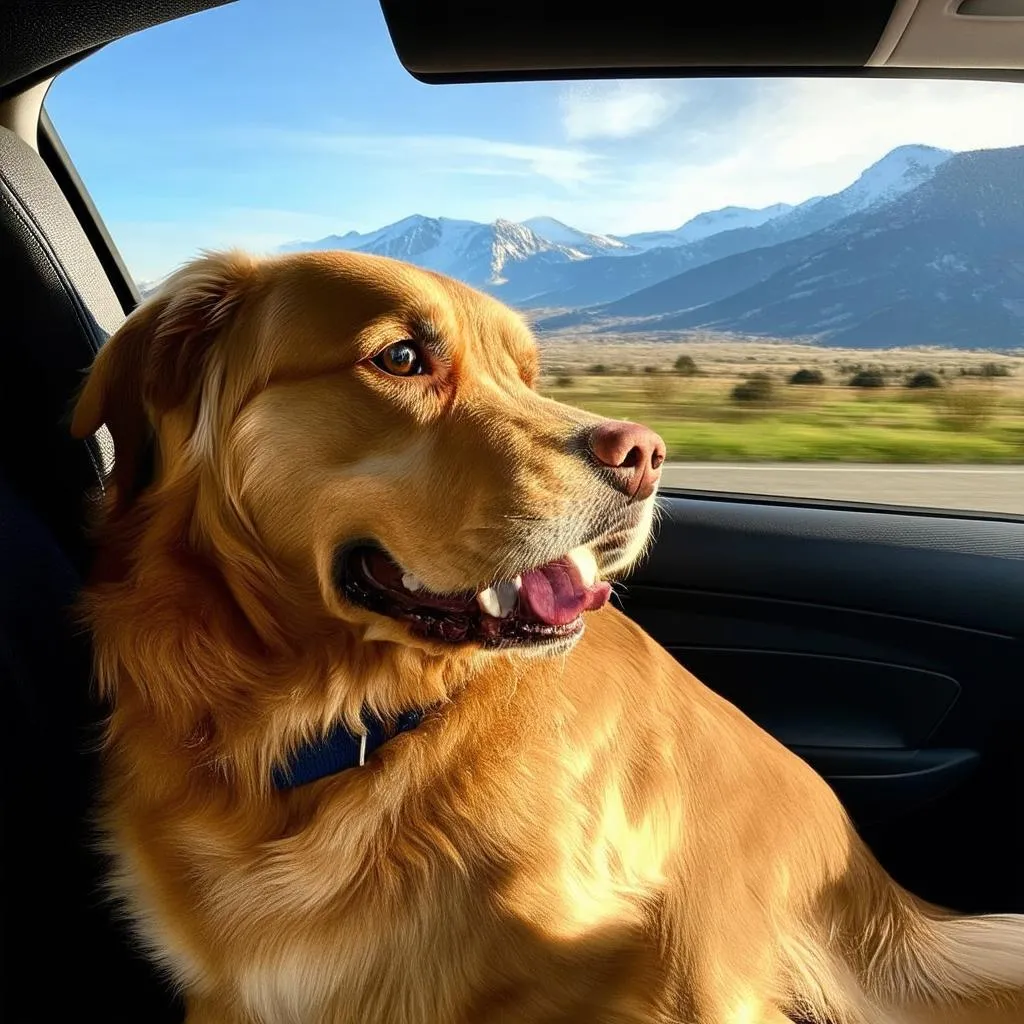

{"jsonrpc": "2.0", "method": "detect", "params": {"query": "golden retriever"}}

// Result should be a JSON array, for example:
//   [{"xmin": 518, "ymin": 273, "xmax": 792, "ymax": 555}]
[{"xmin": 72, "ymin": 250, "xmax": 1024, "ymax": 1024}]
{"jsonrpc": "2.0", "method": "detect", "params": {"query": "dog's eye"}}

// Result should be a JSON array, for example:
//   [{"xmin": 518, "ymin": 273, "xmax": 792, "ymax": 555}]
[{"xmin": 371, "ymin": 341, "xmax": 426, "ymax": 377}]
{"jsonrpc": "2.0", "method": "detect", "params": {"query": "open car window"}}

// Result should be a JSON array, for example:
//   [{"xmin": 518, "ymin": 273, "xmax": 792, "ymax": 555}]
[{"xmin": 46, "ymin": 0, "xmax": 1024, "ymax": 516}]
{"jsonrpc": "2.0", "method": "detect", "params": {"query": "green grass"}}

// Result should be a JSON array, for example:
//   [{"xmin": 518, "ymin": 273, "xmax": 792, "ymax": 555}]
[
  {"xmin": 540, "ymin": 378, "xmax": 1024, "ymax": 463},
  {"xmin": 651, "ymin": 420, "xmax": 1021, "ymax": 463}
]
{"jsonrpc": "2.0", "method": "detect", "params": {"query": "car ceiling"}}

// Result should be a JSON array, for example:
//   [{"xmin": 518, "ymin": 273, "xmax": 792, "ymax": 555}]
[
  {"xmin": 378, "ymin": 0, "xmax": 1024, "ymax": 81},
  {"xmin": 0, "ymin": 1, "xmax": 234, "ymax": 98},
  {"xmin": 3, "ymin": 1, "xmax": 1024, "ymax": 103}
]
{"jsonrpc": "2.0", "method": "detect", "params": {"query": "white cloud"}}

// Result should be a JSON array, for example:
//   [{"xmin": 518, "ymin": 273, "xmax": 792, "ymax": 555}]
[
  {"xmin": 263, "ymin": 129, "xmax": 599, "ymax": 189},
  {"xmin": 127, "ymin": 78, "xmax": 1023, "ymax": 279},
  {"xmin": 543, "ymin": 78, "xmax": 1024, "ymax": 234},
  {"xmin": 743, "ymin": 77, "xmax": 1024, "ymax": 172},
  {"xmin": 560, "ymin": 81, "xmax": 683, "ymax": 141}
]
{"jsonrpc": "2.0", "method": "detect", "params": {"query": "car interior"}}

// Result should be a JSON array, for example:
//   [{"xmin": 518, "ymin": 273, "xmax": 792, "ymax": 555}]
[{"xmin": 1, "ymin": 2, "xmax": 1021, "ymax": 1021}]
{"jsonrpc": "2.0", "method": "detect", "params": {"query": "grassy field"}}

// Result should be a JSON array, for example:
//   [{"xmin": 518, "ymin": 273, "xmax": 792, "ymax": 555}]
[{"xmin": 536, "ymin": 335, "xmax": 1024, "ymax": 464}]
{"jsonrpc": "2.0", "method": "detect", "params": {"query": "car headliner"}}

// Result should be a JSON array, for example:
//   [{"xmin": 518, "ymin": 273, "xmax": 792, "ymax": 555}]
[{"xmin": 2, "ymin": 0, "xmax": 1024, "ymax": 106}]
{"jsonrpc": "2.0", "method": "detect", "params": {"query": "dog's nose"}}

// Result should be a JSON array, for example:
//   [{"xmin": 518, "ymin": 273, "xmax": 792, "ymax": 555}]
[{"xmin": 589, "ymin": 420, "xmax": 666, "ymax": 501}]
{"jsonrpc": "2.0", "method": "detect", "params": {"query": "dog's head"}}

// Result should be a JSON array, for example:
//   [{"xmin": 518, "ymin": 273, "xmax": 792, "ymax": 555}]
[{"xmin": 73, "ymin": 251, "xmax": 664, "ymax": 660}]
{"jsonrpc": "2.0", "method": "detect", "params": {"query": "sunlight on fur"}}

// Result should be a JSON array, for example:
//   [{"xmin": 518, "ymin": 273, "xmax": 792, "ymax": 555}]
[{"xmin": 71, "ymin": 250, "xmax": 1024, "ymax": 1023}]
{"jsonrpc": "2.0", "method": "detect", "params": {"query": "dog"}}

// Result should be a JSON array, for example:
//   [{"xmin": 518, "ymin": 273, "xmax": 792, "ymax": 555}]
[{"xmin": 72, "ymin": 250, "xmax": 1024, "ymax": 1024}]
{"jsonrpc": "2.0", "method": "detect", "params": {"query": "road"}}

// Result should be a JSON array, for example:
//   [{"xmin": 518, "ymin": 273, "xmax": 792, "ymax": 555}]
[{"xmin": 660, "ymin": 463, "xmax": 1024, "ymax": 515}]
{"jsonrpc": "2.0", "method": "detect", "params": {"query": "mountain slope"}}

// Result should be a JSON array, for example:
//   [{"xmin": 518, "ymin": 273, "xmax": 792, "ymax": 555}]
[
  {"xmin": 520, "ymin": 217, "xmax": 633, "ymax": 256},
  {"xmin": 521, "ymin": 145, "xmax": 953, "ymax": 310},
  {"xmin": 281, "ymin": 215, "xmax": 590, "ymax": 292},
  {"xmin": 622, "ymin": 146, "xmax": 1024, "ymax": 348},
  {"xmin": 620, "ymin": 203, "xmax": 792, "ymax": 250},
  {"xmin": 749, "ymin": 144, "xmax": 952, "ymax": 248}
]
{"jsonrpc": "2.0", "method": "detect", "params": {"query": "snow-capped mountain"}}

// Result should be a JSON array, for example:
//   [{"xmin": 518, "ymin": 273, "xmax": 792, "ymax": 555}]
[
  {"xmin": 280, "ymin": 215, "xmax": 477, "ymax": 264},
  {"xmin": 758, "ymin": 144, "xmax": 953, "ymax": 243},
  {"xmin": 545, "ymin": 149, "xmax": 954, "ymax": 324},
  {"xmin": 279, "ymin": 145, "xmax": 965, "ymax": 319},
  {"xmin": 518, "ymin": 145, "xmax": 956, "ymax": 309},
  {"xmin": 281, "ymin": 215, "xmax": 592, "ymax": 292},
  {"xmin": 541, "ymin": 146, "xmax": 1024, "ymax": 348},
  {"xmin": 830, "ymin": 144, "xmax": 952, "ymax": 213},
  {"xmin": 620, "ymin": 204, "xmax": 793, "ymax": 251},
  {"xmin": 520, "ymin": 217, "xmax": 633, "ymax": 256}
]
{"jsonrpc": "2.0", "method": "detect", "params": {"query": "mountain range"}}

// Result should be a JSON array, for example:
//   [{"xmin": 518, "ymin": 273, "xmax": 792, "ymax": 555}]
[{"xmin": 278, "ymin": 143, "xmax": 1022, "ymax": 348}]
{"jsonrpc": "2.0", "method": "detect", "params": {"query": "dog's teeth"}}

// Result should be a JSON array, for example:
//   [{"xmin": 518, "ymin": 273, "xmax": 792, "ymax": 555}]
[
  {"xmin": 567, "ymin": 546, "xmax": 599, "ymax": 587},
  {"xmin": 477, "ymin": 587, "xmax": 502, "ymax": 617},
  {"xmin": 401, "ymin": 572, "xmax": 424, "ymax": 592},
  {"xmin": 477, "ymin": 581, "xmax": 519, "ymax": 618},
  {"xmin": 494, "ymin": 581, "xmax": 519, "ymax": 617}
]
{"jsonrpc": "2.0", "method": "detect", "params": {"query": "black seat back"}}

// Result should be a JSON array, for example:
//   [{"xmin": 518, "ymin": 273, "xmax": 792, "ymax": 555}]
[{"xmin": 0, "ymin": 124, "xmax": 180, "ymax": 1021}]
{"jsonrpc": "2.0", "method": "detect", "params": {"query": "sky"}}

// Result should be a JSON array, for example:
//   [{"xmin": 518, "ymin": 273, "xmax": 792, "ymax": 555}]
[{"xmin": 46, "ymin": 0, "xmax": 1024, "ymax": 282}]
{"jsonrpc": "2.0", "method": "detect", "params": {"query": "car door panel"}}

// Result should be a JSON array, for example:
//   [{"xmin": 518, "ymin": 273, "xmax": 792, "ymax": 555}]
[{"xmin": 616, "ymin": 494, "xmax": 1024, "ymax": 914}]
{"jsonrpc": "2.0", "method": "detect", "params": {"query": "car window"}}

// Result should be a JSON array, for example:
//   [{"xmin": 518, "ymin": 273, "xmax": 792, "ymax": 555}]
[{"xmin": 45, "ymin": 0, "xmax": 1024, "ymax": 515}]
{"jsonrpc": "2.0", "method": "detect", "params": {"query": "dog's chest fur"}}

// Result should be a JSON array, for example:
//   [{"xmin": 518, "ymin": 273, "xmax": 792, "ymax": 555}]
[{"xmin": 104, "ymin": 698, "xmax": 680, "ymax": 1024}]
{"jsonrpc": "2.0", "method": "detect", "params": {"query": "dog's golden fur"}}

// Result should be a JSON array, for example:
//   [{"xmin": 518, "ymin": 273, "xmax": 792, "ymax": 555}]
[{"xmin": 72, "ymin": 250, "xmax": 1024, "ymax": 1023}]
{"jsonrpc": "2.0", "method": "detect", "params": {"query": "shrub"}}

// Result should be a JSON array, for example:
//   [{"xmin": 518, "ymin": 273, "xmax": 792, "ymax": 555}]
[
  {"xmin": 731, "ymin": 372, "xmax": 774, "ymax": 404},
  {"xmin": 905, "ymin": 370, "xmax": 942, "ymax": 390},
  {"xmin": 980, "ymin": 362, "xmax": 1011, "ymax": 378},
  {"xmin": 954, "ymin": 360, "xmax": 1011, "ymax": 376},
  {"xmin": 643, "ymin": 372, "xmax": 677, "ymax": 404},
  {"xmin": 789, "ymin": 368, "xmax": 825, "ymax": 386},
  {"xmin": 553, "ymin": 374, "xmax": 574, "ymax": 388},
  {"xmin": 643, "ymin": 365, "xmax": 660, "ymax": 374},
  {"xmin": 937, "ymin": 386, "xmax": 998, "ymax": 431},
  {"xmin": 587, "ymin": 363, "xmax": 608, "ymax": 375},
  {"xmin": 848, "ymin": 369, "xmax": 886, "ymax": 389},
  {"xmin": 673, "ymin": 354, "xmax": 698, "ymax": 376},
  {"xmin": 959, "ymin": 363, "xmax": 1010, "ymax": 378}
]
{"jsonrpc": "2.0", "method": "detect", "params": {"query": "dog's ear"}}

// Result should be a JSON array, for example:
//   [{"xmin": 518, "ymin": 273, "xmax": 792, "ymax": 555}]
[{"xmin": 71, "ymin": 250, "xmax": 258, "ymax": 510}]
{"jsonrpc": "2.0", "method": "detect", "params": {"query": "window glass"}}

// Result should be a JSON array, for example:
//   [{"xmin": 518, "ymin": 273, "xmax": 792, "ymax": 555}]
[{"xmin": 46, "ymin": 0, "xmax": 1024, "ymax": 514}]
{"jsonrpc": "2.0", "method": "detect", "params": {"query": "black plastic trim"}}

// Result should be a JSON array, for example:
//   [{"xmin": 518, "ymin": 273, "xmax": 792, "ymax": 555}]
[
  {"xmin": 664, "ymin": 647, "xmax": 961, "ymax": 749},
  {"xmin": 379, "ymin": 1, "xmax": 900, "ymax": 77},
  {"xmin": 38, "ymin": 107, "xmax": 138, "ymax": 314},
  {"xmin": 632, "ymin": 495, "xmax": 1024, "ymax": 636},
  {"xmin": 406, "ymin": 65, "xmax": 1024, "ymax": 86},
  {"xmin": 660, "ymin": 486, "xmax": 1024, "ymax": 525},
  {"xmin": 792, "ymin": 747, "xmax": 981, "ymax": 824}
]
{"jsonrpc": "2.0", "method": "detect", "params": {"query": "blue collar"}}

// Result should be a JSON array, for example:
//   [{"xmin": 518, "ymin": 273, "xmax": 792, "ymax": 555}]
[{"xmin": 272, "ymin": 708, "xmax": 425, "ymax": 789}]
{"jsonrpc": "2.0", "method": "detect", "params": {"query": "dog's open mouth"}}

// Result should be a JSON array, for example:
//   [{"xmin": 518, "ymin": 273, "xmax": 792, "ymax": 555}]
[{"xmin": 337, "ymin": 544, "xmax": 612, "ymax": 647}]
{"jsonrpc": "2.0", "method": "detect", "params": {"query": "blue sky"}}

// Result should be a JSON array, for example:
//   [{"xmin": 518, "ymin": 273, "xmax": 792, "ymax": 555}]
[{"xmin": 46, "ymin": 0, "xmax": 1024, "ymax": 281}]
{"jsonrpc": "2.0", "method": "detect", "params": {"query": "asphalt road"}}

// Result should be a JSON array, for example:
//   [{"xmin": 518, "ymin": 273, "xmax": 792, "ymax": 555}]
[{"xmin": 660, "ymin": 463, "xmax": 1024, "ymax": 515}]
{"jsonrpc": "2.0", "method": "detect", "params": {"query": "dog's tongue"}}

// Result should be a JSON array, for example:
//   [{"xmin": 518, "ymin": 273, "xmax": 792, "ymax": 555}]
[{"xmin": 518, "ymin": 558, "xmax": 612, "ymax": 626}]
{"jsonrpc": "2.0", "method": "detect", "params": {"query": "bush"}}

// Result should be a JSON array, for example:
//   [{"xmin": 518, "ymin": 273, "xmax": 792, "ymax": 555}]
[
  {"xmin": 731, "ymin": 372, "xmax": 774, "ymax": 404},
  {"xmin": 553, "ymin": 374, "xmax": 574, "ymax": 388},
  {"xmin": 905, "ymin": 370, "xmax": 942, "ymax": 390},
  {"xmin": 587, "ymin": 363, "xmax": 608, "ymax": 375},
  {"xmin": 937, "ymin": 386, "xmax": 998, "ymax": 431},
  {"xmin": 674, "ymin": 354, "xmax": 698, "ymax": 376},
  {"xmin": 643, "ymin": 365, "xmax": 660, "ymax": 374},
  {"xmin": 789, "ymin": 368, "xmax": 825, "ymax": 386},
  {"xmin": 643, "ymin": 372, "xmax": 677, "ymax": 404},
  {"xmin": 848, "ymin": 369, "xmax": 886, "ymax": 389},
  {"xmin": 959, "ymin": 363, "xmax": 1011, "ymax": 378},
  {"xmin": 981, "ymin": 362, "xmax": 1011, "ymax": 378}
]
